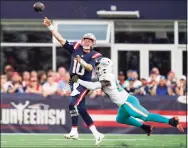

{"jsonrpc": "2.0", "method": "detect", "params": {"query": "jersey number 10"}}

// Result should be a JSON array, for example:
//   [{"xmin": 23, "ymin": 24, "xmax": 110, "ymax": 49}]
[{"xmin": 72, "ymin": 59, "xmax": 85, "ymax": 76}]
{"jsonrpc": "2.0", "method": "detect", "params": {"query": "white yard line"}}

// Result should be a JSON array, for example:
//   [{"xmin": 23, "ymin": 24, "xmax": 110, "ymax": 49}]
[
  {"xmin": 1, "ymin": 133, "xmax": 184, "ymax": 136},
  {"xmin": 1, "ymin": 141, "xmax": 7, "ymax": 143},
  {"xmin": 1, "ymin": 138, "xmax": 152, "ymax": 142},
  {"xmin": 1, "ymin": 146, "xmax": 103, "ymax": 148},
  {"xmin": 48, "ymin": 138, "xmax": 152, "ymax": 141}
]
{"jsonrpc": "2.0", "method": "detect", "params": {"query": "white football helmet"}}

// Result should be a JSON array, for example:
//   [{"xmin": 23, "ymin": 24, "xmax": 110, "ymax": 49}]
[
  {"xmin": 81, "ymin": 33, "xmax": 96, "ymax": 50},
  {"xmin": 96, "ymin": 58, "xmax": 113, "ymax": 77}
]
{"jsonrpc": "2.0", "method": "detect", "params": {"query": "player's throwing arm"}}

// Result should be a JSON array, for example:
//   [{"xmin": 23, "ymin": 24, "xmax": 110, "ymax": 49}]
[
  {"xmin": 43, "ymin": 17, "xmax": 66, "ymax": 45},
  {"xmin": 43, "ymin": 17, "xmax": 92, "ymax": 72}
]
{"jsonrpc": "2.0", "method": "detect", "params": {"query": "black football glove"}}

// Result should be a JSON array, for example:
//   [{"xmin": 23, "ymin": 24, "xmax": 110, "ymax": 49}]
[{"xmin": 71, "ymin": 75, "xmax": 79, "ymax": 83}]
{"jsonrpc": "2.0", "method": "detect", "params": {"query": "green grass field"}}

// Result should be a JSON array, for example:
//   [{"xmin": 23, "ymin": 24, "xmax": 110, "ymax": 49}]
[{"xmin": 1, "ymin": 134, "xmax": 187, "ymax": 148}]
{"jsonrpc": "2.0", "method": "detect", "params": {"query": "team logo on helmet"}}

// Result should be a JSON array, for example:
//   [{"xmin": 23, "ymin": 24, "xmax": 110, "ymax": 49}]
[{"xmin": 96, "ymin": 58, "xmax": 113, "ymax": 76}]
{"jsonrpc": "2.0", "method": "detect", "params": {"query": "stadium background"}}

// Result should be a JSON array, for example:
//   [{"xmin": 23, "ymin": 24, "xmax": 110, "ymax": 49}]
[
  {"xmin": 1, "ymin": 0, "xmax": 187, "ymax": 78},
  {"xmin": 0, "ymin": 0, "xmax": 187, "ymax": 147}
]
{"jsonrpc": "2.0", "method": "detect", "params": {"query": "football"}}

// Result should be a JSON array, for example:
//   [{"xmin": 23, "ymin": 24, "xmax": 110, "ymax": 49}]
[{"xmin": 33, "ymin": 2, "xmax": 45, "ymax": 13}]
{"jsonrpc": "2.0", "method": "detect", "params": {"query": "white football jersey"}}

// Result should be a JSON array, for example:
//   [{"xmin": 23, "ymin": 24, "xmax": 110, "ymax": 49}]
[{"xmin": 99, "ymin": 73, "xmax": 129, "ymax": 106}]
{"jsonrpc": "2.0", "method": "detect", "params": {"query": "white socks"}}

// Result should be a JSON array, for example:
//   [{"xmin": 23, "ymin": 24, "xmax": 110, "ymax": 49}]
[
  {"xmin": 89, "ymin": 125, "xmax": 99, "ymax": 138},
  {"xmin": 70, "ymin": 125, "xmax": 99, "ymax": 138},
  {"xmin": 70, "ymin": 126, "xmax": 78, "ymax": 134}
]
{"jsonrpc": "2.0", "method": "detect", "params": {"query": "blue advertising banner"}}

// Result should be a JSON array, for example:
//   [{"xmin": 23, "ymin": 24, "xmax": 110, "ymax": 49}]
[{"xmin": 0, "ymin": 93, "xmax": 187, "ymax": 134}]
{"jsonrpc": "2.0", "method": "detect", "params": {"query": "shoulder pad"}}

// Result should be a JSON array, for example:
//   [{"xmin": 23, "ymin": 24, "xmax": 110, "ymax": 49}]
[
  {"xmin": 73, "ymin": 42, "xmax": 81, "ymax": 50},
  {"xmin": 92, "ymin": 52, "xmax": 102, "ymax": 59}
]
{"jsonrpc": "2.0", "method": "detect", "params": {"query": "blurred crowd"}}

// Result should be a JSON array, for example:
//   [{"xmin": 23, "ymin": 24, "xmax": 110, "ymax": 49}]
[
  {"xmin": 1, "ymin": 65, "xmax": 187, "ymax": 97},
  {"xmin": 118, "ymin": 68, "xmax": 187, "ymax": 96},
  {"xmin": 1, "ymin": 65, "xmax": 71, "ymax": 97}
]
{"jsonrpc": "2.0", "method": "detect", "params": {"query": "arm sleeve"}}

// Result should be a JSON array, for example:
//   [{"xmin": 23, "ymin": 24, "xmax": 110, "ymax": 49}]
[
  {"xmin": 62, "ymin": 40, "xmax": 74, "ymax": 53},
  {"xmin": 77, "ymin": 79, "xmax": 102, "ymax": 90},
  {"xmin": 63, "ymin": 40, "xmax": 80, "ymax": 53}
]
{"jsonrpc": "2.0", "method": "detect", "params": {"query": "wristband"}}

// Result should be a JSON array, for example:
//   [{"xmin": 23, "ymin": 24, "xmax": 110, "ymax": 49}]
[
  {"xmin": 48, "ymin": 24, "xmax": 54, "ymax": 31},
  {"xmin": 80, "ymin": 59, "xmax": 88, "ymax": 67}
]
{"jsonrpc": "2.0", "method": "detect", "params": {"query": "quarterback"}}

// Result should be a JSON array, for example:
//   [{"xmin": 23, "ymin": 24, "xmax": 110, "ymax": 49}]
[{"xmin": 43, "ymin": 17, "xmax": 104, "ymax": 145}]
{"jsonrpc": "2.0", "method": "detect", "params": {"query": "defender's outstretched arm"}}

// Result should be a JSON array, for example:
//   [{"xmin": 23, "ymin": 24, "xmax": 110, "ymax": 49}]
[{"xmin": 77, "ymin": 79, "xmax": 102, "ymax": 90}]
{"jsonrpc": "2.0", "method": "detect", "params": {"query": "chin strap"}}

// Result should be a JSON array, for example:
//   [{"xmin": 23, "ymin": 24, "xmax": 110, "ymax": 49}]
[{"xmin": 83, "ymin": 46, "xmax": 91, "ymax": 50}]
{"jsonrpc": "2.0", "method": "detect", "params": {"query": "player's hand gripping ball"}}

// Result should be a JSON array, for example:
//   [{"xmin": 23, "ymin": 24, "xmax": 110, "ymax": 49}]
[{"xmin": 33, "ymin": 2, "xmax": 45, "ymax": 13}]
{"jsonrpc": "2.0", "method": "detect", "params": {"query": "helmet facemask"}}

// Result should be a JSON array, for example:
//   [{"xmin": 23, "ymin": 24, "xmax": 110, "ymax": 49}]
[
  {"xmin": 81, "ymin": 33, "xmax": 96, "ymax": 50},
  {"xmin": 95, "ymin": 58, "xmax": 113, "ymax": 77},
  {"xmin": 81, "ymin": 38, "xmax": 93, "ymax": 50}
]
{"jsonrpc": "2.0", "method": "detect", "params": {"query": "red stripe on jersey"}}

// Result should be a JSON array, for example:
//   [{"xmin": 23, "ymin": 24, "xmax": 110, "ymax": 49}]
[
  {"xmin": 73, "ymin": 42, "xmax": 80, "ymax": 50},
  {"xmin": 75, "ymin": 89, "xmax": 88, "ymax": 106},
  {"xmin": 92, "ymin": 53, "xmax": 101, "ymax": 59}
]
